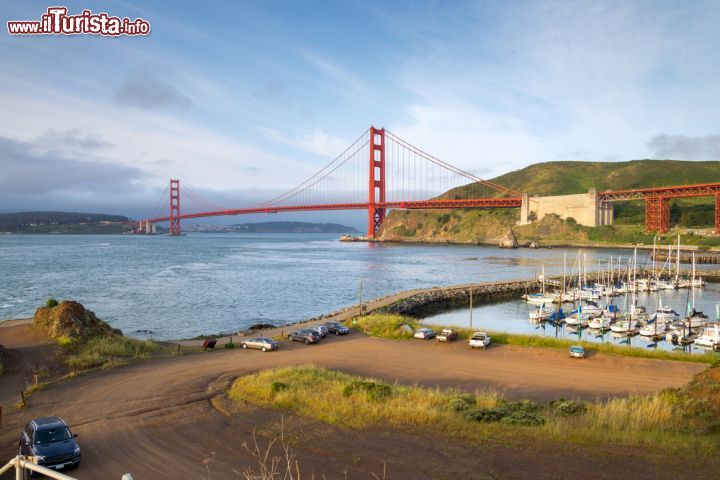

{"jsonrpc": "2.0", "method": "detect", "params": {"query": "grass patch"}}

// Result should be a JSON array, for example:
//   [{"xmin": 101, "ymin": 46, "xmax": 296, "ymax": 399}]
[
  {"xmin": 229, "ymin": 365, "xmax": 720, "ymax": 457},
  {"xmin": 63, "ymin": 335, "xmax": 158, "ymax": 371},
  {"xmin": 350, "ymin": 314, "xmax": 718, "ymax": 364}
]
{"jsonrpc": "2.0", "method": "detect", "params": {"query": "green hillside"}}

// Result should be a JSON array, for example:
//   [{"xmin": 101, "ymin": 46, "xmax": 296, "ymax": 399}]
[
  {"xmin": 0, "ymin": 211, "xmax": 132, "ymax": 234},
  {"xmin": 445, "ymin": 160, "xmax": 720, "ymax": 198},
  {"xmin": 379, "ymin": 160, "xmax": 720, "ymax": 246}
]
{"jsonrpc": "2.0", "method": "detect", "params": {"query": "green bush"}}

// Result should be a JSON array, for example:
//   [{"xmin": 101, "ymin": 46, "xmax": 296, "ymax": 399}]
[
  {"xmin": 464, "ymin": 408, "xmax": 507, "ymax": 422},
  {"xmin": 343, "ymin": 380, "xmax": 392, "ymax": 401},
  {"xmin": 500, "ymin": 411, "xmax": 545, "ymax": 426},
  {"xmin": 224, "ymin": 342, "xmax": 236, "ymax": 349},
  {"xmin": 504, "ymin": 400, "xmax": 539, "ymax": 413},
  {"xmin": 46, "ymin": 298, "xmax": 59, "ymax": 308},
  {"xmin": 552, "ymin": 400, "xmax": 587, "ymax": 417},
  {"xmin": 271, "ymin": 381, "xmax": 288, "ymax": 393},
  {"xmin": 448, "ymin": 394, "xmax": 476, "ymax": 412}
]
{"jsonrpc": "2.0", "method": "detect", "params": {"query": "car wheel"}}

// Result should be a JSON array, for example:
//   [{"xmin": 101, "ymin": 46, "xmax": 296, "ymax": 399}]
[
  {"xmin": 336, "ymin": 331, "xmax": 340, "ymax": 336},
  {"xmin": 304, "ymin": 339, "xmax": 310, "ymax": 345},
  {"xmin": 261, "ymin": 346, "xmax": 267, "ymax": 352},
  {"xmin": 242, "ymin": 343, "xmax": 248, "ymax": 349}
]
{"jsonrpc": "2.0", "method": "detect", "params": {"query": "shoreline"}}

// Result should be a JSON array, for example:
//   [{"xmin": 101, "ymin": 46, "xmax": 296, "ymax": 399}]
[
  {"xmin": 4, "ymin": 269, "xmax": 718, "ymax": 346},
  {"xmin": 358, "ymin": 237, "xmax": 720, "ymax": 252}
]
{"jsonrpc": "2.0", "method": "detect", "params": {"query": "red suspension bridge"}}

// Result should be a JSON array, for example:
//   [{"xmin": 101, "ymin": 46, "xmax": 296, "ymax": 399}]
[{"xmin": 137, "ymin": 126, "xmax": 720, "ymax": 237}]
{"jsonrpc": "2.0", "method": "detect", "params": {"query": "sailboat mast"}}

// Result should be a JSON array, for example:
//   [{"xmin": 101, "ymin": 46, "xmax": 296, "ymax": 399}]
[{"xmin": 676, "ymin": 234, "xmax": 680, "ymax": 280}]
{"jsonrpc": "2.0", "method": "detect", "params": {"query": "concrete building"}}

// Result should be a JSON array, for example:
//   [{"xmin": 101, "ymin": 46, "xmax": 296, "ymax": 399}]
[{"xmin": 519, "ymin": 189, "xmax": 613, "ymax": 227}]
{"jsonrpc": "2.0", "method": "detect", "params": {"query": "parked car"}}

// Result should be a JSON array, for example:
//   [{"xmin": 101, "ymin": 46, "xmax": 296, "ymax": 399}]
[
  {"xmin": 19, "ymin": 417, "xmax": 81, "ymax": 475},
  {"xmin": 413, "ymin": 328, "xmax": 436, "ymax": 339},
  {"xmin": 469, "ymin": 332, "xmax": 491, "ymax": 349},
  {"xmin": 323, "ymin": 321, "xmax": 350, "ymax": 335},
  {"xmin": 309, "ymin": 325, "xmax": 329, "ymax": 338},
  {"xmin": 288, "ymin": 329, "xmax": 320, "ymax": 344},
  {"xmin": 241, "ymin": 337, "xmax": 279, "ymax": 352},
  {"xmin": 569, "ymin": 345, "xmax": 586, "ymax": 358},
  {"xmin": 437, "ymin": 328, "xmax": 458, "ymax": 342}
]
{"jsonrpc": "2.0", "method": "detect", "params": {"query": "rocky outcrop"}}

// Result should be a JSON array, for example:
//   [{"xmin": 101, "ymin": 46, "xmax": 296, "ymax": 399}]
[
  {"xmin": 498, "ymin": 229, "xmax": 519, "ymax": 249},
  {"xmin": 34, "ymin": 301, "xmax": 118, "ymax": 339},
  {"xmin": 529, "ymin": 241, "xmax": 539, "ymax": 249}
]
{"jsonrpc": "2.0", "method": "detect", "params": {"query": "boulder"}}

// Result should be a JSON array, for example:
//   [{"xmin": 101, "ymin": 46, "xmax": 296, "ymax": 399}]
[
  {"xmin": 498, "ymin": 229, "xmax": 519, "ymax": 249},
  {"xmin": 34, "ymin": 301, "xmax": 117, "ymax": 339},
  {"xmin": 529, "ymin": 241, "xmax": 539, "ymax": 249}
]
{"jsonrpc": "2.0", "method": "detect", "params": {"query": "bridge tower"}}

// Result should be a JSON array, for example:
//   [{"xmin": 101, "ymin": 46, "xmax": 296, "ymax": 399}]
[
  {"xmin": 645, "ymin": 196, "xmax": 669, "ymax": 234},
  {"xmin": 715, "ymin": 193, "xmax": 720, "ymax": 234},
  {"xmin": 367, "ymin": 126, "xmax": 386, "ymax": 238},
  {"xmin": 169, "ymin": 179, "xmax": 181, "ymax": 235}
]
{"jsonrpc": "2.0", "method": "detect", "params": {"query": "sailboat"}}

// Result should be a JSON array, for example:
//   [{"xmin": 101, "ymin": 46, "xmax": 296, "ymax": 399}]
[{"xmin": 529, "ymin": 303, "xmax": 554, "ymax": 321}]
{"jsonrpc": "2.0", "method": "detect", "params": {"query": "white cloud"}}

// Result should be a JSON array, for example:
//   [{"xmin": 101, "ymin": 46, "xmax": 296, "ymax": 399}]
[{"xmin": 259, "ymin": 126, "xmax": 349, "ymax": 158}]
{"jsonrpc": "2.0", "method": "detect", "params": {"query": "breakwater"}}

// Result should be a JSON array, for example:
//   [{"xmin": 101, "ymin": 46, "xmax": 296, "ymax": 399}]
[
  {"xmin": 381, "ymin": 280, "xmax": 539, "ymax": 318},
  {"xmin": 378, "ymin": 268, "xmax": 720, "ymax": 319},
  {"xmin": 652, "ymin": 252, "xmax": 720, "ymax": 265}
]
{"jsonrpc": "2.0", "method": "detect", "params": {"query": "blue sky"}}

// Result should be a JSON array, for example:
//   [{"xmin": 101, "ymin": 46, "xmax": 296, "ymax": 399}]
[{"xmin": 2, "ymin": 1, "xmax": 720, "ymax": 226}]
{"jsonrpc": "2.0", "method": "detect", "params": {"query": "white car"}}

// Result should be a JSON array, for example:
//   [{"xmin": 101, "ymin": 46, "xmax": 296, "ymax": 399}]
[
  {"xmin": 469, "ymin": 332, "xmax": 491, "ymax": 349},
  {"xmin": 413, "ymin": 328, "xmax": 436, "ymax": 340},
  {"xmin": 569, "ymin": 345, "xmax": 586, "ymax": 358}
]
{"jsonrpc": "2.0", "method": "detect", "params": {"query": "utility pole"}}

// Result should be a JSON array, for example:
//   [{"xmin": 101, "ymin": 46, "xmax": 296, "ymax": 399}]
[
  {"xmin": 359, "ymin": 278, "xmax": 364, "ymax": 316},
  {"xmin": 469, "ymin": 286, "xmax": 473, "ymax": 329}
]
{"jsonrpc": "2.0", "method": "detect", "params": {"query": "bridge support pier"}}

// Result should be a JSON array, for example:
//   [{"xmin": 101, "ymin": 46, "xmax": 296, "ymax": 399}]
[
  {"xmin": 169, "ymin": 179, "xmax": 181, "ymax": 236},
  {"xmin": 367, "ymin": 126, "xmax": 386, "ymax": 238},
  {"xmin": 645, "ymin": 196, "xmax": 669, "ymax": 234}
]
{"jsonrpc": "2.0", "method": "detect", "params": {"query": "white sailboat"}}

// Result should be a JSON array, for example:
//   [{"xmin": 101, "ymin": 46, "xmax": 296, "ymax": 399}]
[{"xmin": 695, "ymin": 325, "xmax": 720, "ymax": 349}]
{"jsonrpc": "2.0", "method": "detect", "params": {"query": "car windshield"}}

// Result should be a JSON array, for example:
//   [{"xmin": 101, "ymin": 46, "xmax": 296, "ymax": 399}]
[
  {"xmin": 571, "ymin": 347, "xmax": 584, "ymax": 352},
  {"xmin": 35, "ymin": 427, "xmax": 72, "ymax": 444},
  {"xmin": 473, "ymin": 334, "xmax": 485, "ymax": 339}
]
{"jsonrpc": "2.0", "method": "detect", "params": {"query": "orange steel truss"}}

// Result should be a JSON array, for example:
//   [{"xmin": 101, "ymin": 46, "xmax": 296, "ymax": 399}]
[{"xmin": 600, "ymin": 182, "xmax": 720, "ymax": 234}]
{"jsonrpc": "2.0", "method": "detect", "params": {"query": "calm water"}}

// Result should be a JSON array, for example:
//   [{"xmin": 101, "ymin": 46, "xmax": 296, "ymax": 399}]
[
  {"xmin": 0, "ymin": 233, "xmax": 716, "ymax": 340},
  {"xmin": 425, "ymin": 287, "xmax": 720, "ymax": 354}
]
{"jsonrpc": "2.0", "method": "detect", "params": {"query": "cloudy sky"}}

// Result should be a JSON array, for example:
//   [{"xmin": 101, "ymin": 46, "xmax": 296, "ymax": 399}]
[{"xmin": 2, "ymin": 0, "xmax": 720, "ymax": 226}]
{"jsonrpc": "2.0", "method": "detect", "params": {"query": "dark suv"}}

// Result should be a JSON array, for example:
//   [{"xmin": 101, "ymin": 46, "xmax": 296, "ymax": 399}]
[
  {"xmin": 323, "ymin": 322, "xmax": 350, "ymax": 335},
  {"xmin": 19, "ymin": 417, "xmax": 81, "ymax": 474},
  {"xmin": 287, "ymin": 329, "xmax": 320, "ymax": 344}
]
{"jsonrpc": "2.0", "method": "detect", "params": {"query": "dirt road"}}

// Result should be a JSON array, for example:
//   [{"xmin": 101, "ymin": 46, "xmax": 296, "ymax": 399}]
[{"xmin": 0, "ymin": 323, "xmax": 708, "ymax": 479}]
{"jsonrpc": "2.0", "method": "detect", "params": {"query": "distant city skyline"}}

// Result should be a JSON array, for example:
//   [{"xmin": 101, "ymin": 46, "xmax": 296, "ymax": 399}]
[{"xmin": 2, "ymin": 0, "xmax": 720, "ymax": 227}]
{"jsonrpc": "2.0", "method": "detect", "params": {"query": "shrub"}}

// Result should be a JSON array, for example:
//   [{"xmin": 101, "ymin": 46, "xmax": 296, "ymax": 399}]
[
  {"xmin": 448, "ymin": 393, "xmax": 476, "ymax": 412},
  {"xmin": 271, "ymin": 382, "xmax": 288, "ymax": 393},
  {"xmin": 464, "ymin": 408, "xmax": 507, "ymax": 423},
  {"xmin": 343, "ymin": 380, "xmax": 392, "ymax": 401},
  {"xmin": 224, "ymin": 342, "xmax": 236, "ymax": 349},
  {"xmin": 504, "ymin": 400, "xmax": 539, "ymax": 413},
  {"xmin": 46, "ymin": 298, "xmax": 59, "ymax": 308},
  {"xmin": 56, "ymin": 336, "xmax": 78, "ymax": 351},
  {"xmin": 500, "ymin": 411, "xmax": 545, "ymax": 426},
  {"xmin": 552, "ymin": 400, "xmax": 587, "ymax": 417}
]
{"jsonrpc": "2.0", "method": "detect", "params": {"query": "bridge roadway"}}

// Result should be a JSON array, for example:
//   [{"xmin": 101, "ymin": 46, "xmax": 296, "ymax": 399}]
[{"xmin": 145, "ymin": 197, "xmax": 523, "ymax": 224}]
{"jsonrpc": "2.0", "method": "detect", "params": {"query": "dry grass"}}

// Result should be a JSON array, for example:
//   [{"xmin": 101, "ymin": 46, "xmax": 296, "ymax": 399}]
[
  {"xmin": 63, "ymin": 335, "xmax": 157, "ymax": 370},
  {"xmin": 230, "ymin": 365, "xmax": 720, "ymax": 457}
]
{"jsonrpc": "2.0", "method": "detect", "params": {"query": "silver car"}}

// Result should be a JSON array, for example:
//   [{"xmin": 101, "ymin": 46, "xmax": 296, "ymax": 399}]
[
  {"xmin": 309, "ymin": 325, "xmax": 328, "ymax": 337},
  {"xmin": 241, "ymin": 337, "xmax": 279, "ymax": 352}
]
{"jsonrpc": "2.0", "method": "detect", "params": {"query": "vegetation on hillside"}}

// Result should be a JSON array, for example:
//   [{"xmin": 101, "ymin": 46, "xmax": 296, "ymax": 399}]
[
  {"xmin": 0, "ymin": 211, "xmax": 132, "ymax": 234},
  {"xmin": 447, "ymin": 160, "xmax": 720, "ymax": 198},
  {"xmin": 379, "ymin": 160, "xmax": 720, "ymax": 244},
  {"xmin": 35, "ymin": 299, "xmax": 158, "ymax": 371},
  {"xmin": 230, "ymin": 365, "xmax": 720, "ymax": 457}
]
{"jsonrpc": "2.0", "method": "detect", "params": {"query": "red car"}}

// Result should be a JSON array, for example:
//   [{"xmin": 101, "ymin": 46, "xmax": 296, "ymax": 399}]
[{"xmin": 437, "ymin": 328, "xmax": 458, "ymax": 342}]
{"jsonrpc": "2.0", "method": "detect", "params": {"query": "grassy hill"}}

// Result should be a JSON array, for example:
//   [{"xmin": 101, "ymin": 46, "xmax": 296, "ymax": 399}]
[
  {"xmin": 379, "ymin": 160, "xmax": 720, "ymax": 246},
  {"xmin": 444, "ymin": 160, "xmax": 720, "ymax": 198},
  {"xmin": 0, "ymin": 211, "xmax": 132, "ymax": 234}
]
